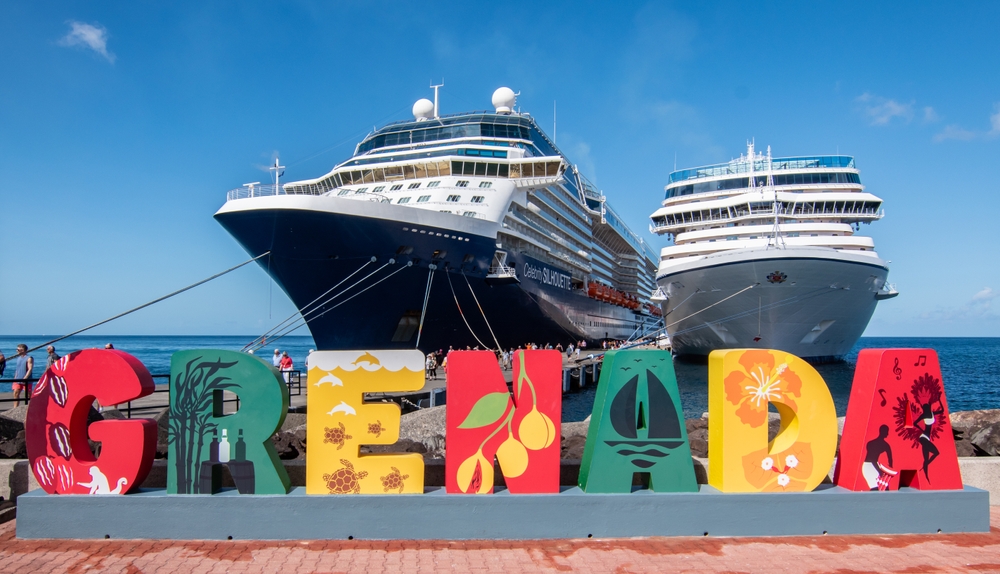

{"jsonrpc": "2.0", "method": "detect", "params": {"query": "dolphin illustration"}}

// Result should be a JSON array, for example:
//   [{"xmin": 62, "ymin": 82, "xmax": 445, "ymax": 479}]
[
  {"xmin": 352, "ymin": 352, "xmax": 380, "ymax": 367},
  {"xmin": 314, "ymin": 373, "xmax": 343, "ymax": 387},
  {"xmin": 327, "ymin": 401, "xmax": 357, "ymax": 416}
]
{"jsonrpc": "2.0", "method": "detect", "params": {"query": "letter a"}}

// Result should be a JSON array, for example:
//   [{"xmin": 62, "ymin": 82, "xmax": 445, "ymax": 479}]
[
  {"xmin": 835, "ymin": 349, "xmax": 962, "ymax": 491},
  {"xmin": 579, "ymin": 349, "xmax": 697, "ymax": 493}
]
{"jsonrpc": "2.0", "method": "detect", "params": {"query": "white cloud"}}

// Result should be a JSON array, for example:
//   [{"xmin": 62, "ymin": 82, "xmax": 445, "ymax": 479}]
[
  {"xmin": 922, "ymin": 106, "xmax": 939, "ymax": 123},
  {"xmin": 58, "ymin": 21, "xmax": 115, "ymax": 63},
  {"xmin": 856, "ymin": 93, "xmax": 914, "ymax": 126},
  {"xmin": 990, "ymin": 103, "xmax": 1000, "ymax": 136},
  {"xmin": 934, "ymin": 125, "xmax": 977, "ymax": 142},
  {"xmin": 973, "ymin": 287, "xmax": 997, "ymax": 302},
  {"xmin": 922, "ymin": 287, "xmax": 1000, "ymax": 322}
]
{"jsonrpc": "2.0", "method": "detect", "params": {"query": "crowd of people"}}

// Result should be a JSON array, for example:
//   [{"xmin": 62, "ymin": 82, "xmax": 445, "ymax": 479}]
[
  {"xmin": 423, "ymin": 338, "xmax": 634, "ymax": 379},
  {"xmin": 1, "ymin": 343, "xmax": 114, "ymax": 407}
]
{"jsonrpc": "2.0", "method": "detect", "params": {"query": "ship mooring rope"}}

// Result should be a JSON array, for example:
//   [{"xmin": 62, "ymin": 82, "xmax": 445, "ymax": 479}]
[
  {"xmin": 27, "ymin": 251, "xmax": 271, "ymax": 355},
  {"xmin": 414, "ymin": 265, "xmax": 436, "ymax": 350},
  {"xmin": 445, "ymin": 271, "xmax": 491, "ymax": 350},
  {"xmin": 462, "ymin": 271, "xmax": 502, "ymax": 352},
  {"xmin": 665, "ymin": 283, "xmax": 758, "ymax": 329},
  {"xmin": 261, "ymin": 260, "xmax": 412, "ymax": 348},
  {"xmin": 243, "ymin": 257, "xmax": 376, "ymax": 352}
]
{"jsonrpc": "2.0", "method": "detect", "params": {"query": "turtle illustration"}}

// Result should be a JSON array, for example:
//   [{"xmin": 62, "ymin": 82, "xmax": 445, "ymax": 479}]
[
  {"xmin": 324, "ymin": 423, "xmax": 352, "ymax": 450},
  {"xmin": 368, "ymin": 420, "xmax": 385, "ymax": 438},
  {"xmin": 380, "ymin": 467, "xmax": 409, "ymax": 493},
  {"xmin": 323, "ymin": 459, "xmax": 368, "ymax": 494}
]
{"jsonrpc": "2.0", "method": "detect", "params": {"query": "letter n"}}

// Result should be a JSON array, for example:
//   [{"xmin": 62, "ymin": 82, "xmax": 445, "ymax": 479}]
[
  {"xmin": 579, "ymin": 349, "xmax": 697, "ymax": 493},
  {"xmin": 835, "ymin": 349, "xmax": 962, "ymax": 491},
  {"xmin": 446, "ymin": 350, "xmax": 561, "ymax": 494}
]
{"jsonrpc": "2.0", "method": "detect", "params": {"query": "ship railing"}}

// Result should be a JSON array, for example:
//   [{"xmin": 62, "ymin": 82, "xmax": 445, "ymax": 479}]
[
  {"xmin": 650, "ymin": 205, "xmax": 885, "ymax": 233},
  {"xmin": 226, "ymin": 183, "xmax": 288, "ymax": 201}
]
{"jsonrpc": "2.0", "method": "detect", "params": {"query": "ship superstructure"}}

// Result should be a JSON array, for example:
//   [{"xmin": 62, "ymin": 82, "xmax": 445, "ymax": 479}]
[
  {"xmin": 648, "ymin": 143, "xmax": 897, "ymax": 360},
  {"xmin": 216, "ymin": 88, "xmax": 661, "ymax": 351}
]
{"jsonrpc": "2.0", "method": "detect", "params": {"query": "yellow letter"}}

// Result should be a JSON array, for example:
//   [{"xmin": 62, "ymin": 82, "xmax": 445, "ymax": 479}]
[
  {"xmin": 306, "ymin": 350, "xmax": 424, "ymax": 494},
  {"xmin": 708, "ymin": 349, "xmax": 837, "ymax": 492}
]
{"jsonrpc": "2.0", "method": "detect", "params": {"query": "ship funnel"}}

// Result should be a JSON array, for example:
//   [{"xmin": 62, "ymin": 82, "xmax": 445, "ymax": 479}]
[
  {"xmin": 413, "ymin": 98, "xmax": 434, "ymax": 121},
  {"xmin": 492, "ymin": 87, "xmax": 517, "ymax": 114}
]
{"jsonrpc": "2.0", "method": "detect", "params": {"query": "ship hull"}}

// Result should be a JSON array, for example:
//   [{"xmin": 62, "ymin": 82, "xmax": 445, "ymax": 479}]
[
  {"xmin": 657, "ymin": 247, "xmax": 888, "ymax": 361},
  {"xmin": 215, "ymin": 196, "xmax": 657, "ymax": 351}
]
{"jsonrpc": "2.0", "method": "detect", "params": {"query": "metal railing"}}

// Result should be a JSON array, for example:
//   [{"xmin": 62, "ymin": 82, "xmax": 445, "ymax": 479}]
[{"xmin": 0, "ymin": 370, "xmax": 304, "ymax": 417}]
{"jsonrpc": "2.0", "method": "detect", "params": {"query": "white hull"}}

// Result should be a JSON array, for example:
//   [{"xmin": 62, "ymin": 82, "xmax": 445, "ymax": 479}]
[{"xmin": 657, "ymin": 247, "xmax": 889, "ymax": 360}]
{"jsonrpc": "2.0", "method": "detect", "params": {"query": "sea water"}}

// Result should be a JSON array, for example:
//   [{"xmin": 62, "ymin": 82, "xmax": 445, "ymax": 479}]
[{"xmin": 1, "ymin": 336, "xmax": 998, "ymax": 420}]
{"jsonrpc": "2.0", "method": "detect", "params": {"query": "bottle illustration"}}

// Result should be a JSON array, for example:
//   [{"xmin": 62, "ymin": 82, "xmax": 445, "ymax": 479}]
[
  {"xmin": 209, "ymin": 429, "xmax": 220, "ymax": 463},
  {"xmin": 219, "ymin": 428, "xmax": 231, "ymax": 463},
  {"xmin": 235, "ymin": 428, "xmax": 246, "ymax": 462}
]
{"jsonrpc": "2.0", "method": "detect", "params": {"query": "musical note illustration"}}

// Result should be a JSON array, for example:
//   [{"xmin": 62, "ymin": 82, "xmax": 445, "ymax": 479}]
[
  {"xmin": 914, "ymin": 355, "xmax": 927, "ymax": 367},
  {"xmin": 892, "ymin": 358, "xmax": 902, "ymax": 380},
  {"xmin": 878, "ymin": 389, "xmax": 887, "ymax": 407}
]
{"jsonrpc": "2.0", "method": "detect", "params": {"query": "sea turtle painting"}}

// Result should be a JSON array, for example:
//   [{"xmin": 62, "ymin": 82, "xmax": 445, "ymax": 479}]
[
  {"xmin": 368, "ymin": 420, "xmax": 384, "ymax": 438},
  {"xmin": 380, "ymin": 467, "xmax": 409, "ymax": 493},
  {"xmin": 324, "ymin": 423, "xmax": 352, "ymax": 450},
  {"xmin": 323, "ymin": 459, "xmax": 368, "ymax": 494}
]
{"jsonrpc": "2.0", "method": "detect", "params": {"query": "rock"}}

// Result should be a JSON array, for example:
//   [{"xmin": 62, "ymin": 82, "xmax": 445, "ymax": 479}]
[
  {"xmin": 0, "ymin": 430, "xmax": 26, "ymax": 458},
  {"xmin": 971, "ymin": 421, "xmax": 1000, "ymax": 456},
  {"xmin": 399, "ymin": 405, "xmax": 446, "ymax": 458},
  {"xmin": 950, "ymin": 409, "xmax": 1000, "ymax": 433},
  {"xmin": 99, "ymin": 408, "xmax": 126, "ymax": 420},
  {"xmin": 560, "ymin": 435, "xmax": 587, "ymax": 460},
  {"xmin": 271, "ymin": 428, "xmax": 305, "ymax": 460},
  {"xmin": 686, "ymin": 418, "xmax": 708, "ymax": 458},
  {"xmin": 362, "ymin": 439, "xmax": 428, "ymax": 455},
  {"xmin": 0, "ymin": 406, "xmax": 28, "ymax": 440},
  {"xmin": 152, "ymin": 408, "xmax": 170, "ymax": 459},
  {"xmin": 280, "ymin": 413, "xmax": 307, "ymax": 433}
]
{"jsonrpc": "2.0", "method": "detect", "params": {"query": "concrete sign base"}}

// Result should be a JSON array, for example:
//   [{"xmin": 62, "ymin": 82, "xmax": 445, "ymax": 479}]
[{"xmin": 16, "ymin": 485, "xmax": 989, "ymax": 540}]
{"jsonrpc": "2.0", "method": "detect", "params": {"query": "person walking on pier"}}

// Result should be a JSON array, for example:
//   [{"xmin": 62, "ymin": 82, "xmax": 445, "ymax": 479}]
[
  {"xmin": 272, "ymin": 349, "xmax": 282, "ymax": 368},
  {"xmin": 0, "ymin": 351, "xmax": 6, "ymax": 379},
  {"xmin": 279, "ymin": 351, "xmax": 293, "ymax": 383},
  {"xmin": 12, "ymin": 344, "xmax": 34, "ymax": 407},
  {"xmin": 46, "ymin": 346, "xmax": 60, "ymax": 369}
]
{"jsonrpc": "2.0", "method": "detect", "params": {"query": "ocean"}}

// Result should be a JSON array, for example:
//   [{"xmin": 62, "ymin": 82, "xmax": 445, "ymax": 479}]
[{"xmin": 2, "ymin": 335, "xmax": 998, "ymax": 421}]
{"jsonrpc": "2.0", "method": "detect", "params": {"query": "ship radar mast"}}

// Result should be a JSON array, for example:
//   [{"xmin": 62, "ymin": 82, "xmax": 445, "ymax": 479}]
[
  {"xmin": 269, "ymin": 158, "xmax": 285, "ymax": 191},
  {"xmin": 430, "ymin": 80, "xmax": 444, "ymax": 118}
]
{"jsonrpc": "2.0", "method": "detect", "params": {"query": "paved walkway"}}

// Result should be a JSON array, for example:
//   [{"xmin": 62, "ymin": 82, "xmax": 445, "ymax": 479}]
[{"xmin": 2, "ymin": 508, "xmax": 1000, "ymax": 573}]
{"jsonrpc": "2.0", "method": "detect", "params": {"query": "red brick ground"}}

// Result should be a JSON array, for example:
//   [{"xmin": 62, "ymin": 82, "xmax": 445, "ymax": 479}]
[{"xmin": 2, "ymin": 509, "xmax": 1000, "ymax": 573}]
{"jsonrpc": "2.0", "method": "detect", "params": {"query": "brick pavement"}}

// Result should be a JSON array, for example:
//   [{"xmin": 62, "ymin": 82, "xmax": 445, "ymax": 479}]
[{"xmin": 3, "ymin": 509, "xmax": 1000, "ymax": 573}]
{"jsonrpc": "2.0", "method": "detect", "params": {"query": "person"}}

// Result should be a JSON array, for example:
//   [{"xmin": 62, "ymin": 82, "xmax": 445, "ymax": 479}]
[
  {"xmin": 12, "ymin": 344, "xmax": 34, "ymax": 407},
  {"xmin": 425, "ymin": 353, "xmax": 436, "ymax": 380},
  {"xmin": 0, "ymin": 351, "xmax": 6, "ymax": 379},
  {"xmin": 46, "ymin": 346, "xmax": 60, "ymax": 370},
  {"xmin": 279, "ymin": 351, "xmax": 293, "ymax": 382},
  {"xmin": 104, "ymin": 343, "xmax": 114, "ymax": 350},
  {"xmin": 272, "ymin": 349, "xmax": 282, "ymax": 368}
]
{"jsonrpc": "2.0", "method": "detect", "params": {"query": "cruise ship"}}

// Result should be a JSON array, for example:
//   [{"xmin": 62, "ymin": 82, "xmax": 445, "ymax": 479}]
[
  {"xmin": 648, "ymin": 143, "xmax": 897, "ymax": 361},
  {"xmin": 215, "ymin": 87, "xmax": 662, "ymax": 352}
]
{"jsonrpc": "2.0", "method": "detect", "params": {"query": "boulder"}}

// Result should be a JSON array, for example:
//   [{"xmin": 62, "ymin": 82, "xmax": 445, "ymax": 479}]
[
  {"xmin": 152, "ymin": 408, "xmax": 170, "ymax": 459},
  {"xmin": 971, "ymin": 421, "xmax": 1000, "ymax": 456},
  {"xmin": 280, "ymin": 413, "xmax": 307, "ymax": 433},
  {"xmin": 950, "ymin": 410, "xmax": 1000, "ymax": 457},
  {"xmin": 271, "ymin": 424, "xmax": 306, "ymax": 460},
  {"xmin": 560, "ymin": 420, "xmax": 590, "ymax": 460},
  {"xmin": 0, "ymin": 406, "xmax": 28, "ymax": 440},
  {"xmin": 685, "ymin": 417, "xmax": 708, "ymax": 458},
  {"xmin": 0, "ymin": 430, "xmax": 26, "ymax": 459},
  {"xmin": 399, "ymin": 405, "xmax": 446, "ymax": 458}
]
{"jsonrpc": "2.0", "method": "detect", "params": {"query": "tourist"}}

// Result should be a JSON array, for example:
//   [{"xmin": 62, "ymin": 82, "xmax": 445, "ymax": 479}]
[
  {"xmin": 46, "ymin": 346, "xmax": 60, "ymax": 369},
  {"xmin": 279, "ymin": 351, "xmax": 293, "ymax": 382},
  {"xmin": 0, "ymin": 350, "xmax": 6, "ymax": 379},
  {"xmin": 272, "ymin": 349, "xmax": 282, "ymax": 368},
  {"xmin": 12, "ymin": 344, "xmax": 34, "ymax": 407},
  {"xmin": 104, "ymin": 343, "xmax": 114, "ymax": 350}
]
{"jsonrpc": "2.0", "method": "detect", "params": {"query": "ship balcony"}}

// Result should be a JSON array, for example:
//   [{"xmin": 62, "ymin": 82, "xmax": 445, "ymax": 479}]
[
  {"xmin": 226, "ymin": 183, "xmax": 299, "ymax": 201},
  {"xmin": 650, "ymin": 203, "xmax": 884, "ymax": 235}
]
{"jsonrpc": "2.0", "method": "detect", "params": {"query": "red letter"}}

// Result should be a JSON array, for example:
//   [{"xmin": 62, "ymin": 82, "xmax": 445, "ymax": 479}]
[
  {"xmin": 446, "ymin": 350, "xmax": 561, "ymax": 494},
  {"xmin": 26, "ymin": 350, "xmax": 157, "ymax": 494},
  {"xmin": 835, "ymin": 349, "xmax": 962, "ymax": 491}
]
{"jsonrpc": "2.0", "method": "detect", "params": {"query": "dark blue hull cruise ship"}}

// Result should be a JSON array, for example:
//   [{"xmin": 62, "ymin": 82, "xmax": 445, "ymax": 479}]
[{"xmin": 215, "ymin": 87, "xmax": 662, "ymax": 352}]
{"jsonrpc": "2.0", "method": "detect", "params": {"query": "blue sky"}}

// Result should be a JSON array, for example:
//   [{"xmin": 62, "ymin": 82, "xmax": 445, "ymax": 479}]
[{"xmin": 2, "ymin": 2, "xmax": 999, "ymax": 338}]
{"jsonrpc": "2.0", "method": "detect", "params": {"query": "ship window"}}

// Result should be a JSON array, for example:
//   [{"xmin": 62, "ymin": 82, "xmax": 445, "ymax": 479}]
[
  {"xmin": 428, "ymin": 181, "xmax": 441, "ymax": 187},
  {"xmin": 373, "ymin": 186, "xmax": 385, "ymax": 192},
  {"xmin": 390, "ymin": 184, "xmax": 403, "ymax": 191},
  {"xmin": 456, "ymin": 180, "xmax": 470, "ymax": 188},
  {"xmin": 486, "ymin": 163, "xmax": 498, "ymax": 177},
  {"xmin": 447, "ymin": 195, "xmax": 461, "ymax": 202},
  {"xmin": 417, "ymin": 195, "xmax": 431, "ymax": 203},
  {"xmin": 463, "ymin": 211, "xmax": 477, "ymax": 217},
  {"xmin": 463, "ymin": 162, "xmax": 475, "ymax": 176},
  {"xmin": 398, "ymin": 197, "xmax": 411, "ymax": 204},
  {"xmin": 471, "ymin": 196, "xmax": 485, "ymax": 203},
  {"xmin": 337, "ymin": 190, "xmax": 350, "ymax": 196},
  {"xmin": 408, "ymin": 183, "xmax": 421, "ymax": 189},
  {"xmin": 479, "ymin": 181, "xmax": 492, "ymax": 188},
  {"xmin": 357, "ymin": 187, "xmax": 368, "ymax": 193},
  {"xmin": 475, "ymin": 163, "xmax": 487, "ymax": 176},
  {"xmin": 498, "ymin": 164, "xmax": 509, "ymax": 177}
]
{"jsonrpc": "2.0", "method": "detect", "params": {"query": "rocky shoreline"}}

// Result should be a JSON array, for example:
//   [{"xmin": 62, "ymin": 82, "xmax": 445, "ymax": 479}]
[{"xmin": 4, "ymin": 405, "xmax": 1000, "ymax": 461}]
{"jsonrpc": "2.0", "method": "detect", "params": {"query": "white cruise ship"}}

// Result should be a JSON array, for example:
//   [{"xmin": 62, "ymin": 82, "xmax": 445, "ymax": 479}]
[
  {"xmin": 648, "ymin": 143, "xmax": 897, "ymax": 361},
  {"xmin": 215, "ymin": 87, "xmax": 662, "ymax": 352}
]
